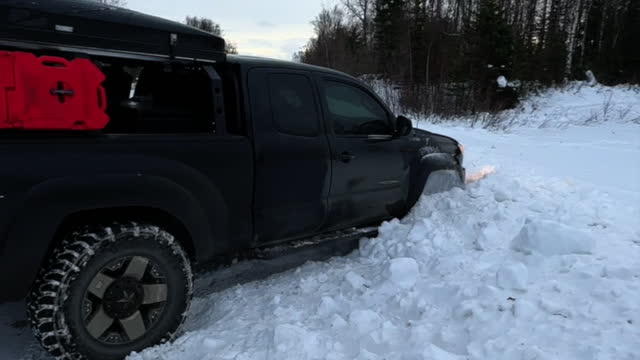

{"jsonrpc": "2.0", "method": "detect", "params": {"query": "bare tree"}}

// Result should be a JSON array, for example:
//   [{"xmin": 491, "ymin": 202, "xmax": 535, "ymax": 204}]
[
  {"xmin": 298, "ymin": 0, "xmax": 639, "ymax": 116},
  {"xmin": 341, "ymin": 0, "xmax": 374, "ymax": 45},
  {"xmin": 185, "ymin": 16, "xmax": 238, "ymax": 54}
]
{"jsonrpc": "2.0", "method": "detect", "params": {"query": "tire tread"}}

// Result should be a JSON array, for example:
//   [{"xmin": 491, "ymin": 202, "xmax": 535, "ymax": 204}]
[{"xmin": 26, "ymin": 222, "xmax": 193, "ymax": 360}]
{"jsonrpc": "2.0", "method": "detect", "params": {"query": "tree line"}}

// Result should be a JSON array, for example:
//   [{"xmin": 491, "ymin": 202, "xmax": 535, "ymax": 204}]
[
  {"xmin": 95, "ymin": 1, "xmax": 238, "ymax": 54},
  {"xmin": 296, "ymin": 0, "xmax": 640, "ymax": 114}
]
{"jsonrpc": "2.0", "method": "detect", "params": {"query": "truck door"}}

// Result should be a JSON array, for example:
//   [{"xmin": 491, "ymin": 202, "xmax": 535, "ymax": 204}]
[
  {"xmin": 249, "ymin": 68, "xmax": 331, "ymax": 244},
  {"xmin": 317, "ymin": 75, "xmax": 410, "ymax": 229}
]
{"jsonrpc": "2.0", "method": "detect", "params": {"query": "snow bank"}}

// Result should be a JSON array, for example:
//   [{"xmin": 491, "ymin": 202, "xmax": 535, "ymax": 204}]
[
  {"xmin": 415, "ymin": 83, "xmax": 640, "ymax": 129},
  {"xmin": 510, "ymin": 83, "xmax": 640, "ymax": 128}
]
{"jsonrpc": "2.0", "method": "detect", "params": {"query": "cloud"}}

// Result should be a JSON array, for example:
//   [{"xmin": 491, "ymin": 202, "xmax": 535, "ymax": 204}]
[
  {"xmin": 246, "ymin": 39, "xmax": 275, "ymax": 48},
  {"xmin": 126, "ymin": 0, "xmax": 325, "ymax": 59},
  {"xmin": 226, "ymin": 24, "xmax": 313, "ymax": 60},
  {"xmin": 256, "ymin": 20, "xmax": 277, "ymax": 28},
  {"xmin": 280, "ymin": 38, "xmax": 309, "ymax": 59}
]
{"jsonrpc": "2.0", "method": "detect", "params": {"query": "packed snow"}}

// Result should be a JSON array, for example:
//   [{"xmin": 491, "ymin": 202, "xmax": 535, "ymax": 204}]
[
  {"xmin": 1, "ymin": 85, "xmax": 639, "ymax": 360},
  {"xmin": 496, "ymin": 76, "xmax": 508, "ymax": 88}
]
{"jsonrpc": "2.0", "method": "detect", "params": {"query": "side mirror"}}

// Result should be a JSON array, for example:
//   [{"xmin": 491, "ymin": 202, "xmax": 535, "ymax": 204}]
[{"xmin": 396, "ymin": 116, "xmax": 413, "ymax": 136}]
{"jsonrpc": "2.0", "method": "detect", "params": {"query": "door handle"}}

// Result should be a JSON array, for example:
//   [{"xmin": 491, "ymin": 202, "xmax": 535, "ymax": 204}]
[{"xmin": 338, "ymin": 152, "xmax": 356, "ymax": 163}]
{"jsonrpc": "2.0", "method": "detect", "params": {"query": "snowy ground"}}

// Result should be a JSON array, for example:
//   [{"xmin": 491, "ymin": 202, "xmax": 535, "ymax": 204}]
[
  {"xmin": 418, "ymin": 83, "xmax": 640, "ymax": 130},
  {"xmin": 1, "ymin": 86, "xmax": 639, "ymax": 359}
]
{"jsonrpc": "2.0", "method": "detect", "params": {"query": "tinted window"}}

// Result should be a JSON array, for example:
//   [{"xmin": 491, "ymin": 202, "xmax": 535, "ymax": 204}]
[
  {"xmin": 268, "ymin": 74, "xmax": 319, "ymax": 137},
  {"xmin": 104, "ymin": 63, "xmax": 214, "ymax": 134},
  {"xmin": 323, "ymin": 81, "xmax": 390, "ymax": 135}
]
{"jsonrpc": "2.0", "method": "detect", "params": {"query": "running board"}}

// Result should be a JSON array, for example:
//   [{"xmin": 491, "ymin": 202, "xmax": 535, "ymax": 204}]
[
  {"xmin": 253, "ymin": 227, "xmax": 379, "ymax": 260},
  {"xmin": 193, "ymin": 227, "xmax": 379, "ymax": 296}
]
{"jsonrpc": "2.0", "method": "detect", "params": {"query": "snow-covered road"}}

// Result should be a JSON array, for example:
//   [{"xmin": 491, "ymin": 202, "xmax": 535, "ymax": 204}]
[{"xmin": 1, "ymin": 87, "xmax": 639, "ymax": 360}]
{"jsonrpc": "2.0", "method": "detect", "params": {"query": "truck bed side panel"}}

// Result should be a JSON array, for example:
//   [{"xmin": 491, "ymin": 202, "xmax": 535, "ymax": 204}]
[{"xmin": 0, "ymin": 134, "xmax": 252, "ymax": 301}]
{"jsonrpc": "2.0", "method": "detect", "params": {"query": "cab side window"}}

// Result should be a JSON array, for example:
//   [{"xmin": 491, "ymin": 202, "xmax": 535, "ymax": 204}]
[
  {"xmin": 268, "ymin": 73, "xmax": 319, "ymax": 137},
  {"xmin": 323, "ymin": 80, "xmax": 391, "ymax": 135}
]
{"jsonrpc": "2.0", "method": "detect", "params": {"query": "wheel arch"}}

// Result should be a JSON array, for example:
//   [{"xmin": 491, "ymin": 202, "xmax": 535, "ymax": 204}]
[
  {"xmin": 407, "ymin": 151, "xmax": 463, "ymax": 208},
  {"xmin": 1, "ymin": 174, "xmax": 220, "ymax": 302},
  {"xmin": 52, "ymin": 206, "xmax": 197, "ymax": 259}
]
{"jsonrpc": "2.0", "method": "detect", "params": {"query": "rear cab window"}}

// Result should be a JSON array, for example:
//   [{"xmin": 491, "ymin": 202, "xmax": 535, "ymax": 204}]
[
  {"xmin": 98, "ymin": 60, "xmax": 234, "ymax": 135},
  {"xmin": 267, "ymin": 73, "xmax": 319, "ymax": 137}
]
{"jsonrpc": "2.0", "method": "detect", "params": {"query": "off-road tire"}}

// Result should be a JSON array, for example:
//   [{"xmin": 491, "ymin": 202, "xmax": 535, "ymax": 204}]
[{"xmin": 26, "ymin": 223, "xmax": 193, "ymax": 360}]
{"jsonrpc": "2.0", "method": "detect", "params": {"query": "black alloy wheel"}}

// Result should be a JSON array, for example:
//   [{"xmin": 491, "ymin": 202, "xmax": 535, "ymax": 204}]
[
  {"xmin": 27, "ymin": 223, "xmax": 193, "ymax": 360},
  {"xmin": 82, "ymin": 255, "xmax": 169, "ymax": 345}
]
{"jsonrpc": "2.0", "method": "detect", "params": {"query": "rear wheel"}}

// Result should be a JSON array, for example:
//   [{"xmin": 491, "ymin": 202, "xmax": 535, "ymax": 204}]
[{"xmin": 27, "ymin": 223, "xmax": 193, "ymax": 360}]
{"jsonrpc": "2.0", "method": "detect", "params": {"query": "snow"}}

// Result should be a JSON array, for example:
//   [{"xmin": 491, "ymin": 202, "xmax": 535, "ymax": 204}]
[
  {"xmin": 387, "ymin": 257, "xmax": 419, "ymax": 289},
  {"xmin": 511, "ymin": 219, "xmax": 596, "ymax": 256},
  {"xmin": 496, "ymin": 262, "xmax": 528, "ymax": 291},
  {"xmin": 1, "ymin": 85, "xmax": 639, "ymax": 360},
  {"xmin": 512, "ymin": 83, "xmax": 640, "ymax": 127},
  {"xmin": 496, "ymin": 75, "xmax": 508, "ymax": 88},
  {"xmin": 345, "ymin": 271, "xmax": 368, "ymax": 289},
  {"xmin": 418, "ymin": 82, "xmax": 640, "ymax": 129},
  {"xmin": 585, "ymin": 70, "xmax": 598, "ymax": 86}
]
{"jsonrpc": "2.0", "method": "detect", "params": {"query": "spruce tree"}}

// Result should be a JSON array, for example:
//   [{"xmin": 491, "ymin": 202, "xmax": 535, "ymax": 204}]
[
  {"xmin": 374, "ymin": 0, "xmax": 408, "ymax": 79},
  {"xmin": 463, "ymin": 0, "xmax": 515, "ymax": 104}
]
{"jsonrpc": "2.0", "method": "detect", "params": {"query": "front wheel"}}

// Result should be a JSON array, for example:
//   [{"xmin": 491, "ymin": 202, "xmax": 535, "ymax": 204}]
[{"xmin": 27, "ymin": 223, "xmax": 193, "ymax": 360}]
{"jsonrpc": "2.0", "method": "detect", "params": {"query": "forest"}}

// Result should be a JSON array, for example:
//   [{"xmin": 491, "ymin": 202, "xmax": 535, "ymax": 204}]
[{"xmin": 296, "ymin": 0, "xmax": 640, "ymax": 115}]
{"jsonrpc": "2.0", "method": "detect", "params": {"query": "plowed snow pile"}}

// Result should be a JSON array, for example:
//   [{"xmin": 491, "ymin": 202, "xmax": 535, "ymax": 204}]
[
  {"xmin": 419, "ymin": 83, "xmax": 640, "ymax": 129},
  {"xmin": 1, "ymin": 85, "xmax": 638, "ymax": 360},
  {"xmin": 508, "ymin": 84, "xmax": 640, "ymax": 128}
]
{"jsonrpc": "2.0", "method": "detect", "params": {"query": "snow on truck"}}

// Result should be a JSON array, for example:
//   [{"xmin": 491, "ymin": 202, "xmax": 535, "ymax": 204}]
[{"xmin": 0, "ymin": 1, "xmax": 465, "ymax": 359}]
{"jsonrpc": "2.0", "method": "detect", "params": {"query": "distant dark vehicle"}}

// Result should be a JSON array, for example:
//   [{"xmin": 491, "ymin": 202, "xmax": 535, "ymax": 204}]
[{"xmin": 0, "ymin": 1, "xmax": 465, "ymax": 359}]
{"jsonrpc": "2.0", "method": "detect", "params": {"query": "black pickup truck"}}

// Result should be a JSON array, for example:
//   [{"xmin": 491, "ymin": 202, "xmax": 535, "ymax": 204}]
[{"xmin": 0, "ymin": 1, "xmax": 464, "ymax": 359}]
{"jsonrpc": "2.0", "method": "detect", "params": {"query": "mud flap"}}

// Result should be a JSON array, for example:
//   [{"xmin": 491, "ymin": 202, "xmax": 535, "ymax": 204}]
[{"xmin": 424, "ymin": 169, "xmax": 465, "ymax": 195}]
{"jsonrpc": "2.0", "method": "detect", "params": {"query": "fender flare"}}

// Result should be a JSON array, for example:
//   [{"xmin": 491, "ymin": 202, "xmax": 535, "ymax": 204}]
[
  {"xmin": 1, "ymin": 174, "xmax": 225, "ymax": 300},
  {"xmin": 407, "ymin": 152, "xmax": 463, "ymax": 208}
]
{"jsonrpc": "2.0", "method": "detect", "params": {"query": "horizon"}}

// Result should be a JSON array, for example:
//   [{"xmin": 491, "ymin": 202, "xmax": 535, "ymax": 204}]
[{"xmin": 125, "ymin": 0, "xmax": 337, "ymax": 60}]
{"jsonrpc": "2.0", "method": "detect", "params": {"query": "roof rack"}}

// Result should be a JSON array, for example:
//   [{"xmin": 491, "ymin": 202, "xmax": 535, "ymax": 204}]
[{"xmin": 0, "ymin": 0, "xmax": 227, "ymax": 63}]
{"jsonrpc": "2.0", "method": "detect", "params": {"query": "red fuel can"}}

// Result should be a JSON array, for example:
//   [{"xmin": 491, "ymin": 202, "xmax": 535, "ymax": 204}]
[{"xmin": 0, "ymin": 51, "xmax": 109, "ymax": 131}]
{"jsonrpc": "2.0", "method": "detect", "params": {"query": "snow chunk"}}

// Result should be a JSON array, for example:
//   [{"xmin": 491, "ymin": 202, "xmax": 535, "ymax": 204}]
[
  {"xmin": 511, "ymin": 219, "xmax": 596, "ymax": 256},
  {"xmin": 424, "ymin": 344, "xmax": 463, "ymax": 360},
  {"xmin": 585, "ymin": 70, "xmax": 598, "ymax": 86},
  {"xmin": 497, "ymin": 76, "xmax": 508, "ymax": 88},
  {"xmin": 202, "ymin": 337, "xmax": 223, "ymax": 349},
  {"xmin": 273, "ymin": 324, "xmax": 321, "ymax": 355},
  {"xmin": 388, "ymin": 257, "xmax": 420, "ymax": 289},
  {"xmin": 496, "ymin": 262, "xmax": 529, "ymax": 291},
  {"xmin": 345, "ymin": 271, "xmax": 367, "ymax": 289},
  {"xmin": 349, "ymin": 309, "xmax": 382, "ymax": 335},
  {"xmin": 317, "ymin": 296, "xmax": 339, "ymax": 316},
  {"xmin": 330, "ymin": 314, "xmax": 348, "ymax": 329}
]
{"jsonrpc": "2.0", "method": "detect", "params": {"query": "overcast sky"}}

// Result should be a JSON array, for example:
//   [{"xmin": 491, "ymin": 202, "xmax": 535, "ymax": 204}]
[{"xmin": 126, "ymin": 0, "xmax": 336, "ymax": 60}]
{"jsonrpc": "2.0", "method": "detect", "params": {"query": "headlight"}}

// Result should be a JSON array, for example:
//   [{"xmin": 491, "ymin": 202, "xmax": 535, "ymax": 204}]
[{"xmin": 458, "ymin": 143, "xmax": 465, "ymax": 154}]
